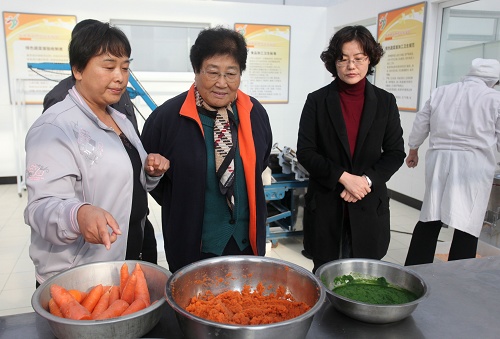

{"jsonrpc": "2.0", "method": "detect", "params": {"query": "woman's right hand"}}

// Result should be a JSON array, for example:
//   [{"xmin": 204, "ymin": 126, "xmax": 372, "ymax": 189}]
[
  {"xmin": 338, "ymin": 172, "xmax": 371, "ymax": 202},
  {"xmin": 144, "ymin": 153, "xmax": 170, "ymax": 177},
  {"xmin": 340, "ymin": 189, "xmax": 358, "ymax": 203},
  {"xmin": 77, "ymin": 205, "xmax": 122, "ymax": 250}
]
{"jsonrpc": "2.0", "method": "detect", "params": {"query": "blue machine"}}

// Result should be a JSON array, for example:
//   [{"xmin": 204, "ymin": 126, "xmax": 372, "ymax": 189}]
[
  {"xmin": 265, "ymin": 173, "xmax": 308, "ymax": 247},
  {"xmin": 264, "ymin": 145, "xmax": 309, "ymax": 247}
]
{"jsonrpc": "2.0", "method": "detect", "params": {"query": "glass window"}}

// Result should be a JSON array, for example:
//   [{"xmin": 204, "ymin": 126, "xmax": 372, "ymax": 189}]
[
  {"xmin": 437, "ymin": 2, "xmax": 500, "ymax": 87},
  {"xmin": 111, "ymin": 20, "xmax": 209, "ymax": 72}
]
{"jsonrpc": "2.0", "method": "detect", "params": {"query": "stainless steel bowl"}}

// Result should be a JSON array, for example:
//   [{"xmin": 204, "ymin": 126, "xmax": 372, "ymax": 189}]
[
  {"xmin": 315, "ymin": 259, "xmax": 428, "ymax": 324},
  {"xmin": 165, "ymin": 255, "xmax": 326, "ymax": 339},
  {"xmin": 32, "ymin": 260, "xmax": 171, "ymax": 339}
]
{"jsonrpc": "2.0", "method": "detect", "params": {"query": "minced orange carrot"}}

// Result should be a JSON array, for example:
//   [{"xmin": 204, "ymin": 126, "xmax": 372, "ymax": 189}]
[{"xmin": 185, "ymin": 282, "xmax": 310, "ymax": 325}]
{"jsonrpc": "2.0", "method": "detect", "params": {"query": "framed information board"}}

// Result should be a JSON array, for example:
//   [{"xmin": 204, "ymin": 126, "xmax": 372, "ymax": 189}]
[
  {"xmin": 374, "ymin": 2, "xmax": 427, "ymax": 112},
  {"xmin": 235, "ymin": 23, "xmax": 290, "ymax": 104},
  {"xmin": 3, "ymin": 12, "xmax": 76, "ymax": 104}
]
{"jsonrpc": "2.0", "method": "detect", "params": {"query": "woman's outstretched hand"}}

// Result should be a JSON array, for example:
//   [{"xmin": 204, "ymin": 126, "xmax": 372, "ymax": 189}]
[{"xmin": 77, "ymin": 205, "xmax": 121, "ymax": 250}]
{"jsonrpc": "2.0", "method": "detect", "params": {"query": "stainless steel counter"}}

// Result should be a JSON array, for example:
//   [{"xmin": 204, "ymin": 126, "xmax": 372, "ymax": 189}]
[{"xmin": 2, "ymin": 256, "xmax": 500, "ymax": 338}]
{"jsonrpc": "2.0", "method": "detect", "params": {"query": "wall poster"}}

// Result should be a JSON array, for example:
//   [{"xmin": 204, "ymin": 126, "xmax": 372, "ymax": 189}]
[
  {"xmin": 374, "ymin": 2, "xmax": 427, "ymax": 112},
  {"xmin": 3, "ymin": 12, "xmax": 76, "ymax": 104},
  {"xmin": 235, "ymin": 23, "xmax": 290, "ymax": 104}
]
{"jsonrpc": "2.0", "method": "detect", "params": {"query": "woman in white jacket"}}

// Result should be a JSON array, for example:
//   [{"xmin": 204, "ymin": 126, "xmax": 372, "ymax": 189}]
[
  {"xmin": 24, "ymin": 22, "xmax": 169, "ymax": 285},
  {"xmin": 405, "ymin": 58, "xmax": 500, "ymax": 265}
]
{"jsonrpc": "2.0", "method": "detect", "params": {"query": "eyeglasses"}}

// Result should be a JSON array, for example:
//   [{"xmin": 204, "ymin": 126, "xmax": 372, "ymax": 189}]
[
  {"xmin": 336, "ymin": 56, "xmax": 368, "ymax": 67},
  {"xmin": 201, "ymin": 69, "xmax": 240, "ymax": 83}
]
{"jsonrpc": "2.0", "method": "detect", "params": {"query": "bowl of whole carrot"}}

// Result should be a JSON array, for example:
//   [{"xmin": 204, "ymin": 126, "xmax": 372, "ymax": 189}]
[
  {"xmin": 165, "ymin": 255, "xmax": 325, "ymax": 339},
  {"xmin": 32, "ymin": 260, "xmax": 171, "ymax": 339}
]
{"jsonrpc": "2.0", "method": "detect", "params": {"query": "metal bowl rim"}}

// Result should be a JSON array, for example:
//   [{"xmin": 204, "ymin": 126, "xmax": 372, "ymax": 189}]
[
  {"xmin": 315, "ymin": 258, "xmax": 429, "ymax": 308},
  {"xmin": 165, "ymin": 255, "xmax": 326, "ymax": 330},
  {"xmin": 32, "ymin": 260, "xmax": 171, "ymax": 325}
]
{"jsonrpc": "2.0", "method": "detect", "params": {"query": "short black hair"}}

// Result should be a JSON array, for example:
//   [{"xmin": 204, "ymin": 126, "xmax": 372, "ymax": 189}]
[
  {"xmin": 69, "ymin": 22, "xmax": 131, "ymax": 79},
  {"xmin": 190, "ymin": 26, "xmax": 247, "ymax": 74},
  {"xmin": 71, "ymin": 19, "xmax": 100, "ymax": 39},
  {"xmin": 320, "ymin": 25, "xmax": 384, "ymax": 77}
]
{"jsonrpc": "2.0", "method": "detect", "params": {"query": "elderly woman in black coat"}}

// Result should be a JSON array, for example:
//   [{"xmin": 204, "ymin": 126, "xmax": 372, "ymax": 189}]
[
  {"xmin": 297, "ymin": 25, "xmax": 405, "ymax": 273},
  {"xmin": 141, "ymin": 27, "xmax": 272, "ymax": 273}
]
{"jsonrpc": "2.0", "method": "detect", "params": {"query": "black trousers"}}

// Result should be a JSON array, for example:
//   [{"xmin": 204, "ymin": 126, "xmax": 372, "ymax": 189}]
[
  {"xmin": 125, "ymin": 217, "xmax": 158, "ymax": 264},
  {"xmin": 140, "ymin": 218, "xmax": 158, "ymax": 264},
  {"xmin": 312, "ymin": 209, "xmax": 352, "ymax": 274},
  {"xmin": 405, "ymin": 220, "xmax": 478, "ymax": 266}
]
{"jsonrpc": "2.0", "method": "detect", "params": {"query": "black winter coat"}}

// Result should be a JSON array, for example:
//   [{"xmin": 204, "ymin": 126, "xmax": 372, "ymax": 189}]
[
  {"xmin": 297, "ymin": 79, "xmax": 405, "ymax": 262},
  {"xmin": 141, "ymin": 85, "xmax": 272, "ymax": 272}
]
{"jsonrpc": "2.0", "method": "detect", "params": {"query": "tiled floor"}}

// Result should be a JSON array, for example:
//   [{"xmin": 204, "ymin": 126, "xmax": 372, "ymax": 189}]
[{"xmin": 0, "ymin": 183, "xmax": 454, "ymax": 317}]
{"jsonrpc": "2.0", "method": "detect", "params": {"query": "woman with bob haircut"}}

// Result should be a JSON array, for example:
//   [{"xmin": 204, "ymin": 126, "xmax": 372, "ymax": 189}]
[
  {"xmin": 297, "ymin": 25, "xmax": 405, "ymax": 273},
  {"xmin": 25, "ymin": 22, "xmax": 169, "ymax": 285},
  {"xmin": 142, "ymin": 26, "xmax": 272, "ymax": 273}
]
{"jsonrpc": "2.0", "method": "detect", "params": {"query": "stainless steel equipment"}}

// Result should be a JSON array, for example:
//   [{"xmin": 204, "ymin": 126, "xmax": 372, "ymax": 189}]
[
  {"xmin": 165, "ymin": 255, "xmax": 325, "ymax": 339},
  {"xmin": 315, "ymin": 259, "xmax": 428, "ymax": 324},
  {"xmin": 274, "ymin": 144, "xmax": 308, "ymax": 181},
  {"xmin": 31, "ymin": 260, "xmax": 171, "ymax": 339}
]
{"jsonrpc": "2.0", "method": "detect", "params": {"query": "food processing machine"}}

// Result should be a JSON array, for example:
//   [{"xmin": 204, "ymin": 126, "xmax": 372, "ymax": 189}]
[{"xmin": 265, "ymin": 144, "xmax": 308, "ymax": 247}]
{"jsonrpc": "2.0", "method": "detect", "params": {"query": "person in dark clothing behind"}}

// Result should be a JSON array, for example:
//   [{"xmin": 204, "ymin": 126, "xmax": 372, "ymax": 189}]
[
  {"xmin": 297, "ymin": 25, "xmax": 405, "ymax": 273},
  {"xmin": 42, "ymin": 19, "xmax": 158, "ymax": 264}
]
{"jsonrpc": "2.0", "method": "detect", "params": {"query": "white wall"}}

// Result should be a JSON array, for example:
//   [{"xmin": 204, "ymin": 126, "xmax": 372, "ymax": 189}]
[{"xmin": 0, "ymin": 0, "xmax": 329, "ymax": 180}]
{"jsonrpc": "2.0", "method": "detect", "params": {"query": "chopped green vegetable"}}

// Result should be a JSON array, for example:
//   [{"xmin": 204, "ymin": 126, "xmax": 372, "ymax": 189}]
[{"xmin": 327, "ymin": 274, "xmax": 418, "ymax": 305}]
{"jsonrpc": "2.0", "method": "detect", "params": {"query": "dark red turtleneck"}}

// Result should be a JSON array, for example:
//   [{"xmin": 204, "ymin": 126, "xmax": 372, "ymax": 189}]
[{"xmin": 338, "ymin": 77, "xmax": 366, "ymax": 156}]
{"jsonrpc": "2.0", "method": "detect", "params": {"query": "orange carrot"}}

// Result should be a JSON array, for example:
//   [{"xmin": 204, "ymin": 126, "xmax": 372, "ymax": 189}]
[
  {"xmin": 81, "ymin": 284, "xmax": 104, "ymax": 313},
  {"xmin": 109, "ymin": 285, "xmax": 120, "ymax": 305},
  {"xmin": 68, "ymin": 289, "xmax": 87, "ymax": 303},
  {"xmin": 120, "ymin": 272, "xmax": 137, "ymax": 304},
  {"xmin": 48, "ymin": 298, "xmax": 63, "ymax": 318},
  {"xmin": 120, "ymin": 263, "xmax": 129, "ymax": 295},
  {"xmin": 91, "ymin": 290, "xmax": 110, "ymax": 319},
  {"xmin": 121, "ymin": 298, "xmax": 147, "ymax": 316},
  {"xmin": 94, "ymin": 299, "xmax": 129, "ymax": 320},
  {"xmin": 133, "ymin": 263, "xmax": 151, "ymax": 306},
  {"xmin": 50, "ymin": 284, "xmax": 91, "ymax": 320}
]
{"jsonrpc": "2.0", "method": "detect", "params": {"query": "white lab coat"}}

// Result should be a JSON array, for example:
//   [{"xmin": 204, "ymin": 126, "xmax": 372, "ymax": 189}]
[{"xmin": 408, "ymin": 77, "xmax": 500, "ymax": 237}]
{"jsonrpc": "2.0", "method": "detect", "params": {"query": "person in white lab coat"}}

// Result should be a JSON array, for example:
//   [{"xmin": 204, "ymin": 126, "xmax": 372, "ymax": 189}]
[{"xmin": 405, "ymin": 58, "xmax": 500, "ymax": 266}]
